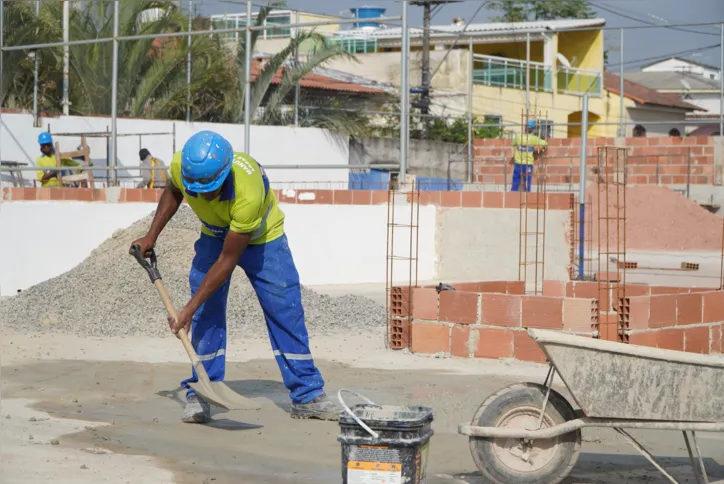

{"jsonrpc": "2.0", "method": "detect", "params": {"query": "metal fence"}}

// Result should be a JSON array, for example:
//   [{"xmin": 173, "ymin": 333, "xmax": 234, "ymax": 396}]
[{"xmin": 0, "ymin": 1, "xmax": 722, "ymax": 187}]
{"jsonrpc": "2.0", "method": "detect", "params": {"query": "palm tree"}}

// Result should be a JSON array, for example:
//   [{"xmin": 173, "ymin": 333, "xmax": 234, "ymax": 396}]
[{"xmin": 0, "ymin": 1, "xmax": 63, "ymax": 111}]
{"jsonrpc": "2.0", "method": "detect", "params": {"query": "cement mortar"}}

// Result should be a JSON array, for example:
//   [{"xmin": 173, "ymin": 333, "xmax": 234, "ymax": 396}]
[{"xmin": 0, "ymin": 206, "xmax": 385, "ymax": 338}]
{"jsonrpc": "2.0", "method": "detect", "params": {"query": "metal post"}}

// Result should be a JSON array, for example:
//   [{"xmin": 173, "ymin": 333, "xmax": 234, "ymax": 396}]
[
  {"xmin": 0, "ymin": 0, "xmax": 4, "ymax": 166},
  {"xmin": 244, "ymin": 0, "xmax": 252, "ymax": 153},
  {"xmin": 293, "ymin": 10, "xmax": 300, "ymax": 127},
  {"xmin": 420, "ymin": 1, "xmax": 431, "ymax": 139},
  {"xmin": 720, "ymin": 23, "xmax": 723, "ymax": 137},
  {"xmin": 525, "ymin": 32, "xmax": 530, "ymax": 112},
  {"xmin": 62, "ymin": 0, "xmax": 70, "ymax": 116},
  {"xmin": 186, "ymin": 0, "xmax": 192, "ymax": 123},
  {"xmin": 578, "ymin": 94, "xmax": 590, "ymax": 280},
  {"xmin": 400, "ymin": 0, "xmax": 409, "ymax": 182},
  {"xmin": 110, "ymin": 0, "xmax": 119, "ymax": 186},
  {"xmin": 33, "ymin": 0, "xmax": 40, "ymax": 126},
  {"xmin": 618, "ymin": 28, "xmax": 625, "ymax": 137},
  {"xmin": 467, "ymin": 36, "xmax": 474, "ymax": 184}
]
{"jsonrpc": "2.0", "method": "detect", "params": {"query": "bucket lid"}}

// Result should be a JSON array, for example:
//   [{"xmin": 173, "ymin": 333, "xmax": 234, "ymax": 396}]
[{"xmin": 340, "ymin": 404, "xmax": 434, "ymax": 428}]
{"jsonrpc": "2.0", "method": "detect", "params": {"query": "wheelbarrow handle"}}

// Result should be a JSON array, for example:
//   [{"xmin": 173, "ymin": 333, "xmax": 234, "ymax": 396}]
[{"xmin": 129, "ymin": 244, "xmax": 162, "ymax": 283}]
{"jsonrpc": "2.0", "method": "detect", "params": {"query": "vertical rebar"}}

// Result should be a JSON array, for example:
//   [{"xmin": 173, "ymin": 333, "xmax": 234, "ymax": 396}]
[
  {"xmin": 33, "ymin": 0, "xmax": 40, "ymax": 126},
  {"xmin": 686, "ymin": 148, "xmax": 691, "ymax": 199},
  {"xmin": 618, "ymin": 28, "xmax": 624, "ymax": 137},
  {"xmin": 110, "ymin": 0, "xmax": 119, "ymax": 186},
  {"xmin": 62, "ymin": 0, "xmax": 70, "ymax": 115},
  {"xmin": 243, "ymin": 0, "xmax": 252, "ymax": 153},
  {"xmin": 467, "ymin": 36, "xmax": 474, "ymax": 183},
  {"xmin": 579, "ymin": 94, "xmax": 589, "ymax": 279},
  {"xmin": 186, "ymin": 0, "xmax": 192, "ymax": 123},
  {"xmin": 400, "ymin": 0, "xmax": 409, "ymax": 181}
]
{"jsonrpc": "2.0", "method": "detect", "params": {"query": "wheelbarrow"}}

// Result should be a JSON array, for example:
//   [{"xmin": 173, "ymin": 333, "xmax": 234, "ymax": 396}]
[{"xmin": 458, "ymin": 328, "xmax": 724, "ymax": 484}]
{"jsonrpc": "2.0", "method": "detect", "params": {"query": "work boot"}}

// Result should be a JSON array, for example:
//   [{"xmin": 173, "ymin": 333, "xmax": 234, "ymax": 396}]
[
  {"xmin": 182, "ymin": 395, "xmax": 211, "ymax": 424},
  {"xmin": 290, "ymin": 394, "xmax": 342, "ymax": 421}
]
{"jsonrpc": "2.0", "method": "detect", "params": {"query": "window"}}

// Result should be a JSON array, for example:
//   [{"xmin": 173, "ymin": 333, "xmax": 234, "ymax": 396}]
[
  {"xmin": 668, "ymin": 128, "xmax": 681, "ymax": 137},
  {"xmin": 633, "ymin": 125, "xmax": 647, "ymax": 137},
  {"xmin": 484, "ymin": 115, "xmax": 502, "ymax": 128},
  {"xmin": 536, "ymin": 119, "xmax": 554, "ymax": 138}
]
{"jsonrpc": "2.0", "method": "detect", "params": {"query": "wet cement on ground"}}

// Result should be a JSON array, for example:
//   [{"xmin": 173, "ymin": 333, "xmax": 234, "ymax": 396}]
[{"xmin": 3, "ymin": 357, "xmax": 723, "ymax": 484}]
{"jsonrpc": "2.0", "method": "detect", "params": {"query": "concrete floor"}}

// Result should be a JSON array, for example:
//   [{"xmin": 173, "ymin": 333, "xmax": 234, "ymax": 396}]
[{"xmin": 2, "ymin": 329, "xmax": 723, "ymax": 484}]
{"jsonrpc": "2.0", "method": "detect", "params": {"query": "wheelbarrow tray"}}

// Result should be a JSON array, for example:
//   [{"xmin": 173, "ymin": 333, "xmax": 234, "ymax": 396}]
[{"xmin": 528, "ymin": 328, "xmax": 724, "ymax": 422}]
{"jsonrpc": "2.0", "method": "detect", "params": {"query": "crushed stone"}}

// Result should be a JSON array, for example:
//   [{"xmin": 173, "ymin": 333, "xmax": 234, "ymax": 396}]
[{"xmin": 0, "ymin": 206, "xmax": 385, "ymax": 338}]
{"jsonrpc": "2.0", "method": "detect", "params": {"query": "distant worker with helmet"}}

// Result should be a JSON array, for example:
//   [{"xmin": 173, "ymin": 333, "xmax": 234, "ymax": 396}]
[
  {"xmin": 130, "ymin": 131, "xmax": 341, "ymax": 424},
  {"xmin": 35, "ymin": 132, "xmax": 81, "ymax": 187},
  {"xmin": 510, "ymin": 120, "xmax": 548, "ymax": 192}
]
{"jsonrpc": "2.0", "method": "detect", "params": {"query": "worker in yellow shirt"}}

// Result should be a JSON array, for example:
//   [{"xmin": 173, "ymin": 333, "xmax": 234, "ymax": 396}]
[
  {"xmin": 35, "ymin": 132, "xmax": 81, "ymax": 187},
  {"xmin": 511, "ymin": 120, "xmax": 548, "ymax": 192},
  {"xmin": 130, "ymin": 131, "xmax": 340, "ymax": 424}
]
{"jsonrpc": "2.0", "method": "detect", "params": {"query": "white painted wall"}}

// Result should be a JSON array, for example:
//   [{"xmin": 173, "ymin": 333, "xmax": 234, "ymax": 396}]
[
  {"xmin": 627, "ymin": 106, "xmax": 688, "ymax": 137},
  {"xmin": 0, "ymin": 113, "xmax": 350, "ymax": 188},
  {"xmin": 0, "ymin": 201, "xmax": 437, "ymax": 296},
  {"xmin": 686, "ymin": 93, "xmax": 722, "ymax": 115}
]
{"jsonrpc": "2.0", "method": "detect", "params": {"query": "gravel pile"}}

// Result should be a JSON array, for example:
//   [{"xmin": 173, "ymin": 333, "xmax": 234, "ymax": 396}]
[{"xmin": 1, "ymin": 206, "xmax": 385, "ymax": 337}]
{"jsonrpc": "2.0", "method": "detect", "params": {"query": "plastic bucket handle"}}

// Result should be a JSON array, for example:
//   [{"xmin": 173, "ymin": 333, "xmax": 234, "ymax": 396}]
[{"xmin": 337, "ymin": 389, "xmax": 380, "ymax": 440}]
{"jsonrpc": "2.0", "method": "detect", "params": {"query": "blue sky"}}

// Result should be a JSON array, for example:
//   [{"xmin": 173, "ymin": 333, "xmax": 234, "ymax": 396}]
[{"xmin": 198, "ymin": 0, "xmax": 723, "ymax": 70}]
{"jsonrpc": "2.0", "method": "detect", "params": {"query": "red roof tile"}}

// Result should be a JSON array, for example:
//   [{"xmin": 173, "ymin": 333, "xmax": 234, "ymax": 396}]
[
  {"xmin": 603, "ymin": 71, "xmax": 701, "ymax": 111},
  {"xmin": 250, "ymin": 60, "xmax": 385, "ymax": 95}
]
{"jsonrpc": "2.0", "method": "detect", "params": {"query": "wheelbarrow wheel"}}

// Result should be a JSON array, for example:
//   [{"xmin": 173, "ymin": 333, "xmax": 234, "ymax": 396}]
[{"xmin": 468, "ymin": 382, "xmax": 581, "ymax": 484}]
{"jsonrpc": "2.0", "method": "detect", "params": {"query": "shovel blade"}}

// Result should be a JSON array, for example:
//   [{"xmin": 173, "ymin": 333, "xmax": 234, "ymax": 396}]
[{"xmin": 189, "ymin": 373, "xmax": 261, "ymax": 411}]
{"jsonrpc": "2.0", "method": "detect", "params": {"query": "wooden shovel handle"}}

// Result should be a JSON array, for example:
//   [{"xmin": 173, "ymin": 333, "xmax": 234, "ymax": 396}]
[{"xmin": 153, "ymin": 279, "xmax": 198, "ymax": 363}]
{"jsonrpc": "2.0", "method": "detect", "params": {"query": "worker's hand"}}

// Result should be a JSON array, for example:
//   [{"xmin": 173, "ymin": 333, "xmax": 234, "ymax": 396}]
[
  {"xmin": 168, "ymin": 304, "xmax": 194, "ymax": 337},
  {"xmin": 129, "ymin": 235, "xmax": 156, "ymax": 258}
]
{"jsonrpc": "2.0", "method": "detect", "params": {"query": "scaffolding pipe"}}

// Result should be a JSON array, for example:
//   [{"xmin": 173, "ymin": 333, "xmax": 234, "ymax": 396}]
[
  {"xmin": 720, "ymin": 23, "xmax": 723, "ymax": 137},
  {"xmin": 186, "ymin": 0, "xmax": 192, "ymax": 123},
  {"xmin": 525, "ymin": 32, "xmax": 530, "ymax": 112},
  {"xmin": 33, "ymin": 0, "xmax": 39, "ymax": 126},
  {"xmin": 618, "ymin": 28, "xmax": 625, "ymax": 137},
  {"xmin": 467, "ymin": 36, "xmax": 474, "ymax": 184},
  {"xmin": 579, "ymin": 94, "xmax": 589, "ymax": 280},
  {"xmin": 244, "ymin": 0, "xmax": 252, "ymax": 153},
  {"xmin": 293, "ymin": 10, "xmax": 300, "ymax": 127},
  {"xmin": 110, "ymin": 0, "xmax": 119, "ymax": 186},
  {"xmin": 62, "ymin": 0, "xmax": 69, "ymax": 115},
  {"xmin": 0, "ymin": 0, "xmax": 4, "ymax": 169},
  {"xmin": 0, "ymin": 164, "xmax": 402, "ymax": 172},
  {"xmin": 400, "ymin": 0, "xmax": 409, "ymax": 182}
]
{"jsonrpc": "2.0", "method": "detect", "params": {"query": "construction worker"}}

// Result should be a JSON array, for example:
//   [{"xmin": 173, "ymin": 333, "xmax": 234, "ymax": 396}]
[
  {"xmin": 510, "ymin": 120, "xmax": 548, "ymax": 192},
  {"xmin": 136, "ymin": 148, "xmax": 169, "ymax": 189},
  {"xmin": 130, "ymin": 131, "xmax": 341, "ymax": 424},
  {"xmin": 35, "ymin": 132, "xmax": 81, "ymax": 187}
]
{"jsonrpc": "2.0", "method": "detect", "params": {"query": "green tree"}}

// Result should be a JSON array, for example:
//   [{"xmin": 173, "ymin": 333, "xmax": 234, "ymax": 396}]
[{"xmin": 490, "ymin": 0, "xmax": 594, "ymax": 22}]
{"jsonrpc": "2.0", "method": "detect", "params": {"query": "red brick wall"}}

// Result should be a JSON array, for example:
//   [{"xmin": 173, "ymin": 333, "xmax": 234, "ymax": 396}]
[
  {"xmin": 397, "ymin": 280, "xmax": 724, "ymax": 363},
  {"xmin": 473, "ymin": 136, "xmax": 716, "ymax": 186},
  {"xmin": 1, "ymin": 187, "xmax": 577, "ymax": 209}
]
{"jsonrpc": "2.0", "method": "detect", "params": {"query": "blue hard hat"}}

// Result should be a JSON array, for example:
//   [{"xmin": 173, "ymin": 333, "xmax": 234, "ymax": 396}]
[
  {"xmin": 38, "ymin": 132, "xmax": 53, "ymax": 145},
  {"xmin": 181, "ymin": 130, "xmax": 233, "ymax": 193},
  {"xmin": 527, "ymin": 120, "xmax": 536, "ymax": 129}
]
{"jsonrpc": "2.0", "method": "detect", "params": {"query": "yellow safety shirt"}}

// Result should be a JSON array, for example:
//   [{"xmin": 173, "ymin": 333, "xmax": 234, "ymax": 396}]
[
  {"xmin": 36, "ymin": 154, "xmax": 80, "ymax": 187},
  {"xmin": 512, "ymin": 133, "xmax": 548, "ymax": 165},
  {"xmin": 169, "ymin": 151, "xmax": 284, "ymax": 245}
]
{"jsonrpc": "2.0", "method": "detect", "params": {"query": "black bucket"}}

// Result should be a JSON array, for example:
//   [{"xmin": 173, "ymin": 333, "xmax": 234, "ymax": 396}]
[{"xmin": 337, "ymin": 391, "xmax": 434, "ymax": 484}]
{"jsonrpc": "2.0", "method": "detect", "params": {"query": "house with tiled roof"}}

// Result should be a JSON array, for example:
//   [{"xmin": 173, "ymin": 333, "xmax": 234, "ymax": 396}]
[{"xmin": 603, "ymin": 71, "xmax": 703, "ymax": 137}]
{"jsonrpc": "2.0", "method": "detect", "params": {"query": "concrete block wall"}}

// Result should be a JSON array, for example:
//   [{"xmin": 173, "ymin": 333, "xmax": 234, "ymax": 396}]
[
  {"xmin": 473, "ymin": 136, "xmax": 718, "ymax": 186},
  {"xmin": 394, "ymin": 280, "xmax": 723, "ymax": 364}
]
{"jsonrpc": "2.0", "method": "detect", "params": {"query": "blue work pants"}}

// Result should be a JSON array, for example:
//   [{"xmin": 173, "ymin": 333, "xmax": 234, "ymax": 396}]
[
  {"xmin": 511, "ymin": 163, "xmax": 534, "ymax": 192},
  {"xmin": 180, "ymin": 233, "xmax": 325, "ymax": 405}
]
